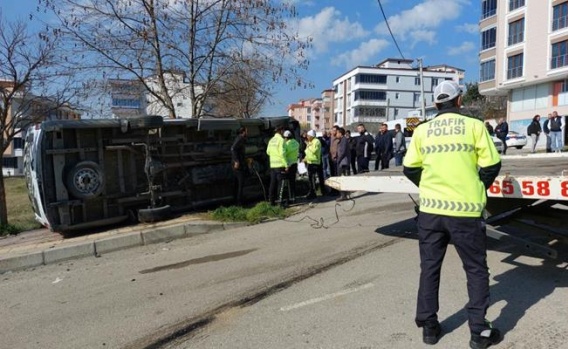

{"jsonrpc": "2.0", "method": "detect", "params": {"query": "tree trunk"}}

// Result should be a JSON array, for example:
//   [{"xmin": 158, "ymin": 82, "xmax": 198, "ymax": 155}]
[{"xmin": 0, "ymin": 160, "xmax": 8, "ymax": 225}]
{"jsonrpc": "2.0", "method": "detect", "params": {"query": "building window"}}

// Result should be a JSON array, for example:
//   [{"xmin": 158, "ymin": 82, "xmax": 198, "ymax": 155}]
[
  {"xmin": 354, "ymin": 91, "xmax": 387, "ymax": 101},
  {"xmin": 551, "ymin": 40, "xmax": 568, "ymax": 69},
  {"xmin": 508, "ymin": 0, "xmax": 524, "ymax": 11},
  {"xmin": 396, "ymin": 76, "xmax": 400, "ymax": 83},
  {"xmin": 355, "ymin": 74, "xmax": 387, "ymax": 84},
  {"xmin": 480, "ymin": 59, "xmax": 496, "ymax": 81},
  {"xmin": 414, "ymin": 93, "xmax": 421, "ymax": 103},
  {"xmin": 414, "ymin": 77, "xmax": 421, "ymax": 86},
  {"xmin": 2, "ymin": 157, "xmax": 18, "ymax": 169},
  {"xmin": 13, "ymin": 138, "xmax": 24, "ymax": 149},
  {"xmin": 481, "ymin": 0, "xmax": 497, "ymax": 19},
  {"xmin": 394, "ymin": 108, "xmax": 399, "ymax": 117},
  {"xmin": 553, "ymin": 2, "xmax": 568, "ymax": 31},
  {"xmin": 395, "ymin": 93, "xmax": 399, "ymax": 99},
  {"xmin": 112, "ymin": 98, "xmax": 141, "ymax": 109},
  {"xmin": 508, "ymin": 18, "xmax": 524, "ymax": 46},
  {"xmin": 431, "ymin": 78, "xmax": 439, "ymax": 87},
  {"xmin": 481, "ymin": 27, "xmax": 496, "ymax": 50},
  {"xmin": 507, "ymin": 53, "xmax": 524, "ymax": 79},
  {"xmin": 354, "ymin": 107, "xmax": 386, "ymax": 117}
]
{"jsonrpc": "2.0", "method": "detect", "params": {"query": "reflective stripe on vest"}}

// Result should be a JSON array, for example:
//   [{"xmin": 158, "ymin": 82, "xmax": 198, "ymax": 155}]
[{"xmin": 420, "ymin": 197, "xmax": 484, "ymax": 213}]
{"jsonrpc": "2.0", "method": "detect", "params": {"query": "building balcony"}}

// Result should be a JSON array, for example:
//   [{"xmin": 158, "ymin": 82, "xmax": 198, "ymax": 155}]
[
  {"xmin": 352, "ymin": 100, "xmax": 389, "ymax": 107},
  {"xmin": 551, "ymin": 54, "xmax": 568, "ymax": 70}
]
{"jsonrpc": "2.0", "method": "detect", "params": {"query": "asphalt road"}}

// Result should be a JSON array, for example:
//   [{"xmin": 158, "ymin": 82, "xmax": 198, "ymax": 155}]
[
  {"xmin": 0, "ymin": 192, "xmax": 415, "ymax": 349},
  {"xmin": 171, "ymin": 231, "xmax": 568, "ymax": 349},
  {"xmin": 1, "ymin": 191, "xmax": 567, "ymax": 349}
]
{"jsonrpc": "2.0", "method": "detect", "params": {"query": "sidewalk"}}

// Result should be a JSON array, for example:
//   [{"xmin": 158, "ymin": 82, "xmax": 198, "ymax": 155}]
[{"xmin": 0, "ymin": 213, "xmax": 248, "ymax": 273}]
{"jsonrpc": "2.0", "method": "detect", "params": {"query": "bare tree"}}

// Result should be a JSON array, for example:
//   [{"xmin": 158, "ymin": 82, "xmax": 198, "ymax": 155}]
[
  {"xmin": 0, "ymin": 14, "xmax": 76, "ymax": 226},
  {"xmin": 209, "ymin": 60, "xmax": 270, "ymax": 118},
  {"xmin": 461, "ymin": 82, "xmax": 507, "ymax": 121},
  {"xmin": 39, "ymin": 0, "xmax": 312, "ymax": 118}
]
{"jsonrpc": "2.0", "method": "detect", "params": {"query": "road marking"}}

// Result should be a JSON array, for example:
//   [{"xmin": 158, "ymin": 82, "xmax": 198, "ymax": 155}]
[{"xmin": 280, "ymin": 283, "xmax": 375, "ymax": 311}]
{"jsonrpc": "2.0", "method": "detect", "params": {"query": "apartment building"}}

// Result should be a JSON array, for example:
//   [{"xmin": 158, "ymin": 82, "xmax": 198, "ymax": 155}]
[
  {"xmin": 287, "ymin": 89, "xmax": 334, "ymax": 131},
  {"xmin": 332, "ymin": 58, "xmax": 464, "ymax": 127},
  {"xmin": 479, "ymin": 0, "xmax": 568, "ymax": 146},
  {"xmin": 109, "ymin": 71, "xmax": 198, "ymax": 119},
  {"xmin": 0, "ymin": 80, "xmax": 81, "ymax": 176}
]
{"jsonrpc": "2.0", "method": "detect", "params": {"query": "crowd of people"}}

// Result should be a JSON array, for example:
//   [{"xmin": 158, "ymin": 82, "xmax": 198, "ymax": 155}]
[
  {"xmin": 232, "ymin": 80, "xmax": 559, "ymax": 348},
  {"xmin": 485, "ymin": 112, "xmax": 564, "ymax": 154},
  {"xmin": 230, "ymin": 122, "xmax": 408, "ymax": 207}
]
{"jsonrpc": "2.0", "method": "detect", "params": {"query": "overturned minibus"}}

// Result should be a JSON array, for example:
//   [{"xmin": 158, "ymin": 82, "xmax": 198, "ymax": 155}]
[{"xmin": 23, "ymin": 115, "xmax": 297, "ymax": 233}]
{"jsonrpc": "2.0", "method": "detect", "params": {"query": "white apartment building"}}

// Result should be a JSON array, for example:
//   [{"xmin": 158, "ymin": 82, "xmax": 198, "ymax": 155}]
[
  {"xmin": 110, "ymin": 71, "xmax": 198, "ymax": 119},
  {"xmin": 332, "ymin": 58, "xmax": 464, "ymax": 127},
  {"xmin": 0, "ymin": 80, "xmax": 81, "ymax": 176},
  {"xmin": 479, "ymin": 0, "xmax": 568, "ymax": 146}
]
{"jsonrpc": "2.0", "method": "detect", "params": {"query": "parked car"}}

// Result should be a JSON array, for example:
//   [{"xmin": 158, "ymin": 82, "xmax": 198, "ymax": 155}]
[
  {"xmin": 492, "ymin": 136, "xmax": 504, "ymax": 154},
  {"xmin": 505, "ymin": 131, "xmax": 527, "ymax": 149}
]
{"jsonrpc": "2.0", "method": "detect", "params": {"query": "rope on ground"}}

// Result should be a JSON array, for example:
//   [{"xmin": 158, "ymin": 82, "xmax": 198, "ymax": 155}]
[{"xmin": 282, "ymin": 196, "xmax": 356, "ymax": 229}]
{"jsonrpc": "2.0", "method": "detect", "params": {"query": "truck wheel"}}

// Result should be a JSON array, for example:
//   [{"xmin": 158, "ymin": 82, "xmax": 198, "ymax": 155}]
[
  {"xmin": 66, "ymin": 161, "xmax": 105, "ymax": 199},
  {"xmin": 129, "ymin": 115, "xmax": 164, "ymax": 129},
  {"xmin": 138, "ymin": 205, "xmax": 172, "ymax": 223},
  {"xmin": 516, "ymin": 146, "xmax": 523, "ymax": 149}
]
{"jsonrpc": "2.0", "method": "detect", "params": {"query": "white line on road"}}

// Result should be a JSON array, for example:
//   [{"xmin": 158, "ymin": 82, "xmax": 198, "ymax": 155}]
[{"xmin": 280, "ymin": 283, "xmax": 375, "ymax": 311}]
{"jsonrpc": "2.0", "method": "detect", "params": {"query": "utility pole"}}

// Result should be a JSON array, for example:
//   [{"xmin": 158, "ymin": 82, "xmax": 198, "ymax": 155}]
[{"xmin": 418, "ymin": 59, "xmax": 426, "ymax": 119}]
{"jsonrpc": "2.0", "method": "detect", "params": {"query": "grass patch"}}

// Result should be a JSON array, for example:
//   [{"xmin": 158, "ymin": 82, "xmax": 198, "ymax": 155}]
[
  {"xmin": 209, "ymin": 202, "xmax": 289, "ymax": 224},
  {"xmin": 2, "ymin": 177, "xmax": 41, "ymax": 236}
]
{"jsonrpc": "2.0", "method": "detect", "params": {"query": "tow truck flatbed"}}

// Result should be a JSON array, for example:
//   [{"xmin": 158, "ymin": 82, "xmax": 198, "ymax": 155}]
[
  {"xmin": 327, "ymin": 153, "xmax": 568, "ymax": 201},
  {"xmin": 326, "ymin": 153, "xmax": 568, "ymax": 259}
]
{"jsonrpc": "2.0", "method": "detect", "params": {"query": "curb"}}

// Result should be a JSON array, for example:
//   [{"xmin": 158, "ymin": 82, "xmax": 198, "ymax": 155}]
[{"xmin": 0, "ymin": 221, "xmax": 248, "ymax": 274}]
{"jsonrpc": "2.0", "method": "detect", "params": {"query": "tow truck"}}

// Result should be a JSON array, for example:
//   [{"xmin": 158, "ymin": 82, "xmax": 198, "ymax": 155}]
[{"xmin": 326, "ymin": 153, "xmax": 568, "ymax": 259}]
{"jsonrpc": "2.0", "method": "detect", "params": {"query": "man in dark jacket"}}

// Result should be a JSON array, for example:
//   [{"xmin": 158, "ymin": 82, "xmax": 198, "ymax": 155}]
[
  {"xmin": 346, "ymin": 130, "xmax": 358, "ymax": 175},
  {"xmin": 543, "ymin": 114, "xmax": 553, "ymax": 153},
  {"xmin": 231, "ymin": 127, "xmax": 248, "ymax": 205},
  {"xmin": 527, "ymin": 115, "xmax": 542, "ymax": 153},
  {"xmin": 374, "ymin": 123, "xmax": 393, "ymax": 170},
  {"xmin": 336, "ymin": 128, "xmax": 351, "ymax": 202},
  {"xmin": 356, "ymin": 123, "xmax": 374, "ymax": 173},
  {"xmin": 550, "ymin": 111, "xmax": 563, "ymax": 153},
  {"xmin": 495, "ymin": 118, "xmax": 509, "ymax": 155}
]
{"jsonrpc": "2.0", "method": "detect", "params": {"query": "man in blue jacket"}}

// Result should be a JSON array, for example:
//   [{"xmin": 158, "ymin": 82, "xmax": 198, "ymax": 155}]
[{"xmin": 374, "ymin": 123, "xmax": 393, "ymax": 170}]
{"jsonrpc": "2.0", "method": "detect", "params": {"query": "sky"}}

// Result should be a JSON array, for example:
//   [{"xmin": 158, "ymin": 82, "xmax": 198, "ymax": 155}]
[{"xmin": 0, "ymin": 0, "xmax": 481, "ymax": 116}]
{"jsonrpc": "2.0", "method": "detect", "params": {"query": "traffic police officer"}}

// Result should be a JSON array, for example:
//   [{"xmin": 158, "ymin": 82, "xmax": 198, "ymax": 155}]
[
  {"xmin": 266, "ymin": 126, "xmax": 287, "ymax": 206},
  {"xmin": 302, "ymin": 130, "xmax": 325, "ymax": 199},
  {"xmin": 283, "ymin": 130, "xmax": 300, "ymax": 203},
  {"xmin": 403, "ymin": 81, "xmax": 502, "ymax": 349}
]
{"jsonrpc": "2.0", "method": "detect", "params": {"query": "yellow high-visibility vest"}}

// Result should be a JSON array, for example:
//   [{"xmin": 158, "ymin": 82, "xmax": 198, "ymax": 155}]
[
  {"xmin": 266, "ymin": 133, "xmax": 287, "ymax": 168},
  {"xmin": 284, "ymin": 138, "xmax": 300, "ymax": 166},
  {"xmin": 305, "ymin": 138, "xmax": 322, "ymax": 165},
  {"xmin": 403, "ymin": 112, "xmax": 501, "ymax": 217}
]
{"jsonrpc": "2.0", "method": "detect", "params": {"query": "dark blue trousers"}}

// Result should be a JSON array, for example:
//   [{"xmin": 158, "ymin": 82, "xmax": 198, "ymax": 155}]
[{"xmin": 415, "ymin": 212, "xmax": 491, "ymax": 335}]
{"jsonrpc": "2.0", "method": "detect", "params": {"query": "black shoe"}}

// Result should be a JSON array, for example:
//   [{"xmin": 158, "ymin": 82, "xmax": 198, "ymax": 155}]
[
  {"xmin": 306, "ymin": 194, "xmax": 316, "ymax": 200},
  {"xmin": 423, "ymin": 323, "xmax": 441, "ymax": 345},
  {"xmin": 470, "ymin": 328, "xmax": 502, "ymax": 349}
]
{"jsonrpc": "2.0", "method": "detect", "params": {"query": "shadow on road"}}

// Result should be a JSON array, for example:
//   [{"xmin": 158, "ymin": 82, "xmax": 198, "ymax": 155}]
[
  {"xmin": 376, "ymin": 218, "xmax": 568, "ymax": 338},
  {"xmin": 441, "ymin": 254, "xmax": 568, "ymax": 338}
]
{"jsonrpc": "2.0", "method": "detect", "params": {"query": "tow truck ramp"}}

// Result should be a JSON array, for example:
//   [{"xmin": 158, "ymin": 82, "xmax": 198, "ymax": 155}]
[{"xmin": 326, "ymin": 153, "xmax": 568, "ymax": 259}]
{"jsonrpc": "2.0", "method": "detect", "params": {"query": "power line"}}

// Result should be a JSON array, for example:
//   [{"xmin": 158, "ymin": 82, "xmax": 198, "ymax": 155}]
[{"xmin": 377, "ymin": 0, "xmax": 405, "ymax": 60}]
